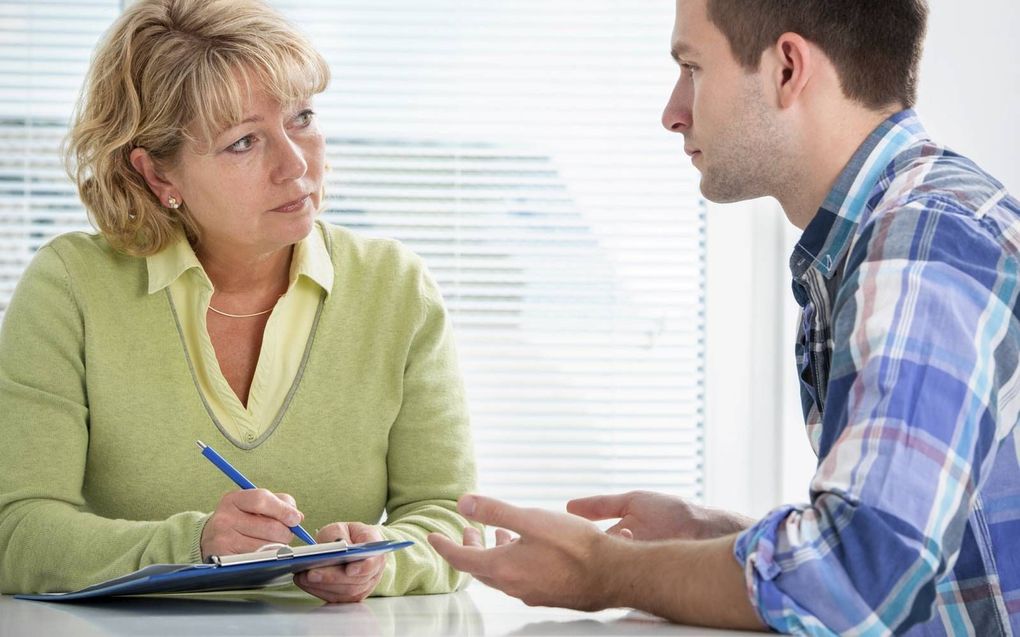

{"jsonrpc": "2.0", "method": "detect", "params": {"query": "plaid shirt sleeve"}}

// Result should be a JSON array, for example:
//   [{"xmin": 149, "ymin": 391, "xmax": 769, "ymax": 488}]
[{"xmin": 733, "ymin": 195, "xmax": 1020, "ymax": 635}]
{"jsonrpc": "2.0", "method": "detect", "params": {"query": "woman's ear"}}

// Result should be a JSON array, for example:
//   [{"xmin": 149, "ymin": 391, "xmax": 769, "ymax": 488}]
[{"xmin": 129, "ymin": 147, "xmax": 180, "ymax": 207}]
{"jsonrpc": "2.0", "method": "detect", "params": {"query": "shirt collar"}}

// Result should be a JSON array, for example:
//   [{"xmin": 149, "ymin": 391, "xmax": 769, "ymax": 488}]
[
  {"xmin": 790, "ymin": 109, "xmax": 929, "ymax": 281},
  {"xmin": 145, "ymin": 222, "xmax": 334, "ymax": 295},
  {"xmin": 146, "ymin": 233, "xmax": 205, "ymax": 294},
  {"xmin": 291, "ymin": 222, "xmax": 334, "ymax": 295}
]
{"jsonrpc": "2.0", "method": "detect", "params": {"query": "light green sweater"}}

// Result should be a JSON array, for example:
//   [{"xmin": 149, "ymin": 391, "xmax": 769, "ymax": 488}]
[{"xmin": 0, "ymin": 223, "xmax": 477, "ymax": 596}]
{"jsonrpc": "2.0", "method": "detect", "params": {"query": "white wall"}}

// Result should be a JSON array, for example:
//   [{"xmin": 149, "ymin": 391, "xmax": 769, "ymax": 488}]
[
  {"xmin": 776, "ymin": 2, "xmax": 1020, "ymax": 505},
  {"xmin": 703, "ymin": 197, "xmax": 790, "ymax": 517},
  {"xmin": 916, "ymin": 1, "xmax": 1020, "ymax": 193}
]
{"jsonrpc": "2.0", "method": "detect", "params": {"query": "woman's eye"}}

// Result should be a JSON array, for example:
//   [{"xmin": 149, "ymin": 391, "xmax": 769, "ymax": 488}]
[
  {"xmin": 294, "ymin": 109, "xmax": 315, "ymax": 127},
  {"xmin": 227, "ymin": 135, "xmax": 255, "ymax": 153}
]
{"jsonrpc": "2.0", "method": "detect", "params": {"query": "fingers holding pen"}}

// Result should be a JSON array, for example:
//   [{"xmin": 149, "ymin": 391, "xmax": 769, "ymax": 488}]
[
  {"xmin": 232, "ymin": 489, "xmax": 304, "ymax": 527},
  {"xmin": 196, "ymin": 442, "xmax": 312, "ymax": 556},
  {"xmin": 274, "ymin": 491, "xmax": 298, "ymax": 508},
  {"xmin": 201, "ymin": 489, "xmax": 306, "ymax": 559}
]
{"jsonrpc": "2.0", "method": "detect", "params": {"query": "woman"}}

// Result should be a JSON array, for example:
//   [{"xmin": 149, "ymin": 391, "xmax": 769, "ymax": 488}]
[{"xmin": 0, "ymin": 0, "xmax": 476, "ymax": 602}]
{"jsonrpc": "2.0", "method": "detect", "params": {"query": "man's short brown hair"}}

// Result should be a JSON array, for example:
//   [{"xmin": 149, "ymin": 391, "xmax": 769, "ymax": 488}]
[{"xmin": 706, "ymin": 0, "xmax": 928, "ymax": 110}]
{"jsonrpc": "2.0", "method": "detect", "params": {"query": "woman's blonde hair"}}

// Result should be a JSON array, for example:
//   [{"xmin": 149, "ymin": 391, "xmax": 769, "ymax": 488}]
[{"xmin": 64, "ymin": 0, "xmax": 330, "ymax": 256}]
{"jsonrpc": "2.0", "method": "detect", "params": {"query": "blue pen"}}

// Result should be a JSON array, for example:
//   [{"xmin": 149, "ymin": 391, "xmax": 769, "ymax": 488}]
[{"xmin": 196, "ymin": 440, "xmax": 317, "ymax": 545}]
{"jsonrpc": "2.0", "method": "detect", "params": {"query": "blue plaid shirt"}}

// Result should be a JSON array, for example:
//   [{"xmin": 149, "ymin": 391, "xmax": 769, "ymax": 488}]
[{"xmin": 734, "ymin": 110, "xmax": 1020, "ymax": 636}]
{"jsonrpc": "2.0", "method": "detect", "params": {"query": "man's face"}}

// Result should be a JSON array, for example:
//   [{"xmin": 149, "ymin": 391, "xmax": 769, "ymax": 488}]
[{"xmin": 663, "ymin": 0, "xmax": 783, "ymax": 203}]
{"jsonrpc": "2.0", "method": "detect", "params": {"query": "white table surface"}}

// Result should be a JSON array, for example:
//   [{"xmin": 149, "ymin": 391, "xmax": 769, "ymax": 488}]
[{"xmin": 0, "ymin": 582, "xmax": 761, "ymax": 636}]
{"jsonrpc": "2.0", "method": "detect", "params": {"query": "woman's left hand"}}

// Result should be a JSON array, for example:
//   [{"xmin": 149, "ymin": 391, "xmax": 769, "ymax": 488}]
[{"xmin": 294, "ymin": 522, "xmax": 387, "ymax": 603}]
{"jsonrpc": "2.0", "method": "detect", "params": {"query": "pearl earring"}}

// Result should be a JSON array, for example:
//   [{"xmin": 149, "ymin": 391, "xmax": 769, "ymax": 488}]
[{"xmin": 166, "ymin": 195, "xmax": 181, "ymax": 209}]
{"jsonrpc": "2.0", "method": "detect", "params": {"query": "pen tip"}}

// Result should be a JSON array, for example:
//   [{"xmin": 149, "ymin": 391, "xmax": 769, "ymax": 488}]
[{"xmin": 196, "ymin": 440, "xmax": 206, "ymax": 449}]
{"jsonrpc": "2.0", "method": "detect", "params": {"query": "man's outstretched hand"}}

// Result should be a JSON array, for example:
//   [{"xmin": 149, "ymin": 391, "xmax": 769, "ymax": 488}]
[
  {"xmin": 427, "ymin": 494, "xmax": 623, "ymax": 611},
  {"xmin": 567, "ymin": 490, "xmax": 755, "ymax": 541}
]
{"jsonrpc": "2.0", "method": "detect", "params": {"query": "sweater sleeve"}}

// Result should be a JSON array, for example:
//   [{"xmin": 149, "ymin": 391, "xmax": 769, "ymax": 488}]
[
  {"xmin": 0, "ymin": 245, "xmax": 208, "ymax": 595},
  {"xmin": 372, "ymin": 263, "xmax": 480, "ymax": 596}
]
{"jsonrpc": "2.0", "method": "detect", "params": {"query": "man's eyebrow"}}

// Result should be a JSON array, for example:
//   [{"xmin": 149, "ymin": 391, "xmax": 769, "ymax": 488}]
[{"xmin": 671, "ymin": 42, "xmax": 698, "ymax": 61}]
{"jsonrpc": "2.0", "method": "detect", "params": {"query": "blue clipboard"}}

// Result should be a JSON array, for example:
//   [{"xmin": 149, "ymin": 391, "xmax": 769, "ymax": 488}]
[{"xmin": 16, "ymin": 539, "xmax": 412, "ymax": 602}]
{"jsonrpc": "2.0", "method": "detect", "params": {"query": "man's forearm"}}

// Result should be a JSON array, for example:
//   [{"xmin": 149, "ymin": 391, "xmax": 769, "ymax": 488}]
[{"xmin": 604, "ymin": 533, "xmax": 766, "ymax": 631}]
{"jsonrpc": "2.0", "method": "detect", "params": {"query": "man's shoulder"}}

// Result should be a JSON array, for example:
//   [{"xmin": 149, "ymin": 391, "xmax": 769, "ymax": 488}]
[
  {"xmin": 853, "ymin": 142, "xmax": 1020, "ymax": 259},
  {"xmin": 876, "ymin": 141, "xmax": 1017, "ymax": 224},
  {"xmin": 838, "ymin": 144, "xmax": 1020, "ymax": 295}
]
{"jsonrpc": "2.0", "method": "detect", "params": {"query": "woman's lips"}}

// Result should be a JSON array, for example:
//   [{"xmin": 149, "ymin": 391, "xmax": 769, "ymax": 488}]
[{"xmin": 271, "ymin": 194, "xmax": 310, "ymax": 213}]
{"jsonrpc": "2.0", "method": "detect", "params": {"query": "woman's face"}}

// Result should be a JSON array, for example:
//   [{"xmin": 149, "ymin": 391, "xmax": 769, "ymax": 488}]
[{"xmin": 168, "ymin": 89, "xmax": 325, "ymax": 260}]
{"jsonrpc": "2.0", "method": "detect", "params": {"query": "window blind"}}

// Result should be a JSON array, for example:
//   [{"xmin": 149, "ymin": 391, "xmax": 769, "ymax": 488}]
[
  {"xmin": 0, "ymin": 1, "xmax": 706, "ymax": 511},
  {"xmin": 0, "ymin": 1, "xmax": 115, "ymax": 306}
]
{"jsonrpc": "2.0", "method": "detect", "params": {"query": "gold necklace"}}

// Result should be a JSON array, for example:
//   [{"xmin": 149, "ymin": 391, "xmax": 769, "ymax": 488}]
[{"xmin": 207, "ymin": 295, "xmax": 283, "ymax": 319}]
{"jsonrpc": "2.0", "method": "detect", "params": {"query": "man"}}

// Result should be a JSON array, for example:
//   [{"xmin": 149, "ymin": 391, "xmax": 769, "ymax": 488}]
[{"xmin": 428, "ymin": 0, "xmax": 1020, "ymax": 634}]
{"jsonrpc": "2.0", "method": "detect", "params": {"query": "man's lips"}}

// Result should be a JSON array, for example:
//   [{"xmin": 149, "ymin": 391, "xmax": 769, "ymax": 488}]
[{"xmin": 271, "ymin": 194, "xmax": 310, "ymax": 212}]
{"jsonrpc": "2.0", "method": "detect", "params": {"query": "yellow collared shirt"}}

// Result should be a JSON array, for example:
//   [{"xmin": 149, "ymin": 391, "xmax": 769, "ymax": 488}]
[{"xmin": 146, "ymin": 226, "xmax": 333, "ymax": 445}]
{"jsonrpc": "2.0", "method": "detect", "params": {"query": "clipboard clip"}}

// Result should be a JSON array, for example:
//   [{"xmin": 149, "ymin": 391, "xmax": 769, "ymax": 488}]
[
  {"xmin": 210, "ymin": 540, "xmax": 350, "ymax": 566},
  {"xmin": 273, "ymin": 545, "xmax": 295, "ymax": 560}
]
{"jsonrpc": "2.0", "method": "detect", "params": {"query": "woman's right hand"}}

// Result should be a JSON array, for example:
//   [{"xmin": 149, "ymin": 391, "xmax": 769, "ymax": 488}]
[{"xmin": 200, "ymin": 489, "xmax": 306, "ymax": 560}]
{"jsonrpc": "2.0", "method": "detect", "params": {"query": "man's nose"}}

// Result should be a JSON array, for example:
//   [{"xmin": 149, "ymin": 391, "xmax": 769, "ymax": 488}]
[{"xmin": 661, "ymin": 77, "xmax": 691, "ymax": 133}]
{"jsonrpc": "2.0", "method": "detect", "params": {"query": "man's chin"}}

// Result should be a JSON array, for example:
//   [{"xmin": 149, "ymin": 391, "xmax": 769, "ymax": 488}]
[
  {"xmin": 697, "ymin": 172, "xmax": 765, "ymax": 204},
  {"xmin": 698, "ymin": 182, "xmax": 745, "ymax": 204}
]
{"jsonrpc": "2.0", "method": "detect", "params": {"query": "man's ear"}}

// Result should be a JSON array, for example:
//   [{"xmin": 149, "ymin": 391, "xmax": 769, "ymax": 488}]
[
  {"xmin": 129, "ymin": 147, "xmax": 179, "ymax": 207},
  {"xmin": 766, "ymin": 32, "xmax": 813, "ymax": 109}
]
